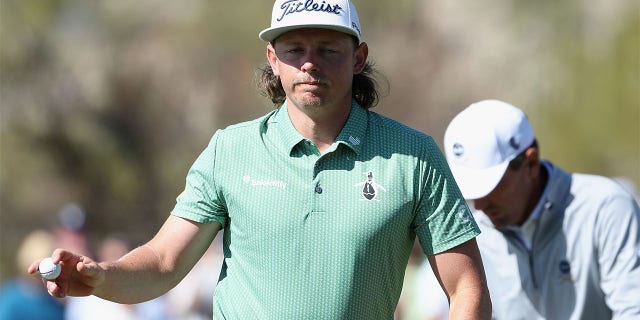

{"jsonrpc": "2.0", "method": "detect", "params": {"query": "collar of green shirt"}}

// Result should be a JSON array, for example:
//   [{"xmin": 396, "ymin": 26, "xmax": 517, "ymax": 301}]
[{"xmin": 272, "ymin": 100, "xmax": 368, "ymax": 157}]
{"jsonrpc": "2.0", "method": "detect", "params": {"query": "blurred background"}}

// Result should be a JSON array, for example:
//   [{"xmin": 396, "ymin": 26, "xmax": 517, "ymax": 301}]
[{"xmin": 1, "ymin": 0, "xmax": 638, "ymax": 319}]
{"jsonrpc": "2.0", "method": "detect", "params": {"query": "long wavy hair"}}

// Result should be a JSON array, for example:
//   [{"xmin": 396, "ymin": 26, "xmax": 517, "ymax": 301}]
[{"xmin": 255, "ymin": 60, "xmax": 386, "ymax": 110}]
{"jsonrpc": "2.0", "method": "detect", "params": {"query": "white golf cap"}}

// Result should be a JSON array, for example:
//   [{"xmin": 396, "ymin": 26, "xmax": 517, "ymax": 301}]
[
  {"xmin": 259, "ymin": 0, "xmax": 362, "ymax": 43},
  {"xmin": 444, "ymin": 100, "xmax": 535, "ymax": 200}
]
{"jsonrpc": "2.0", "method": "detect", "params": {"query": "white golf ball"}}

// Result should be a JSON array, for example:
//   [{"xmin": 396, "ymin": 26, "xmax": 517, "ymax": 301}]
[{"xmin": 39, "ymin": 257, "xmax": 61, "ymax": 280}]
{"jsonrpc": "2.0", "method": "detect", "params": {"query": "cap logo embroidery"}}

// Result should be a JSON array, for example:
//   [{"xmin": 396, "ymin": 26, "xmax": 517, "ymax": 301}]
[
  {"xmin": 452, "ymin": 143, "xmax": 465, "ymax": 158},
  {"xmin": 509, "ymin": 137, "xmax": 520, "ymax": 150},
  {"xmin": 351, "ymin": 22, "xmax": 361, "ymax": 35},
  {"xmin": 277, "ymin": 0, "xmax": 343, "ymax": 22}
]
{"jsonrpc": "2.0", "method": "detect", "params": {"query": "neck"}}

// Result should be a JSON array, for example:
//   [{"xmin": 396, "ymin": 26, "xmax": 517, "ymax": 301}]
[
  {"xmin": 519, "ymin": 164, "xmax": 549, "ymax": 225},
  {"xmin": 532, "ymin": 163, "xmax": 549, "ymax": 207},
  {"xmin": 287, "ymin": 100, "xmax": 352, "ymax": 153}
]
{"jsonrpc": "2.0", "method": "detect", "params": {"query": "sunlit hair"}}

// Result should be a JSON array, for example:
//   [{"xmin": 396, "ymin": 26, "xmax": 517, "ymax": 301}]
[{"xmin": 255, "ymin": 44, "xmax": 385, "ymax": 109}]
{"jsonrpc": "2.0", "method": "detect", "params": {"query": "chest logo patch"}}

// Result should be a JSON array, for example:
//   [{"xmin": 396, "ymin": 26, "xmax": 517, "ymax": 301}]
[
  {"xmin": 557, "ymin": 259, "xmax": 576, "ymax": 283},
  {"xmin": 354, "ymin": 171, "xmax": 386, "ymax": 201},
  {"xmin": 242, "ymin": 175, "xmax": 287, "ymax": 189}
]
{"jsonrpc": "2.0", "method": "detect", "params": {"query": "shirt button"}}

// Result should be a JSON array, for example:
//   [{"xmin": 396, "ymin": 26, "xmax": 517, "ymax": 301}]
[{"xmin": 315, "ymin": 186, "xmax": 323, "ymax": 194}]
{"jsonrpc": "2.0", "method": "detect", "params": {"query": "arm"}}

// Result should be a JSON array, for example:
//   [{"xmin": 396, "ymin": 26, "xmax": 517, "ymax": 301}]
[
  {"xmin": 428, "ymin": 238, "xmax": 492, "ymax": 320},
  {"xmin": 29, "ymin": 215, "xmax": 221, "ymax": 303},
  {"xmin": 596, "ymin": 194, "xmax": 640, "ymax": 318}
]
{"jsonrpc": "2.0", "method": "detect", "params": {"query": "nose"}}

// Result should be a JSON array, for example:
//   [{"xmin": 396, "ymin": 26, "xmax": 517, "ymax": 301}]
[{"xmin": 300, "ymin": 52, "xmax": 319, "ymax": 73}]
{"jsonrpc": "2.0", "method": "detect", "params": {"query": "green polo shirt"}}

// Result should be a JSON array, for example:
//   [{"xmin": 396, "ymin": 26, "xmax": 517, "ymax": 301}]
[{"xmin": 171, "ymin": 101, "xmax": 480, "ymax": 319}]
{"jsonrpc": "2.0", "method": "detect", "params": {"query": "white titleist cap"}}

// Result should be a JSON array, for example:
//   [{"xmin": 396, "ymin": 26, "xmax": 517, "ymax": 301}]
[
  {"xmin": 259, "ymin": 0, "xmax": 362, "ymax": 42},
  {"xmin": 444, "ymin": 99, "xmax": 535, "ymax": 200}
]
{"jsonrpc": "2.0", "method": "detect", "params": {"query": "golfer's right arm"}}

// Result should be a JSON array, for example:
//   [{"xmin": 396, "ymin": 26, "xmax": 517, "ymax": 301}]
[{"xmin": 29, "ymin": 215, "xmax": 221, "ymax": 304}]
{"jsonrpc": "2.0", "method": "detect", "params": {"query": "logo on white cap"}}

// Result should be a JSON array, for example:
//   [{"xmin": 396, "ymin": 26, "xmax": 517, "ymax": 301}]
[
  {"xmin": 452, "ymin": 143, "xmax": 464, "ymax": 158},
  {"xmin": 509, "ymin": 137, "xmax": 521, "ymax": 150},
  {"xmin": 276, "ymin": 0, "xmax": 342, "ymax": 22},
  {"xmin": 259, "ymin": 0, "xmax": 362, "ymax": 42},
  {"xmin": 444, "ymin": 100, "xmax": 535, "ymax": 200}
]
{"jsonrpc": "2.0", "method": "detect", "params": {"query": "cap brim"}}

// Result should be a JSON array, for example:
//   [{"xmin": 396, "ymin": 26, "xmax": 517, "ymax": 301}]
[
  {"xmin": 259, "ymin": 24, "xmax": 360, "ymax": 42},
  {"xmin": 449, "ymin": 161, "xmax": 509, "ymax": 200}
]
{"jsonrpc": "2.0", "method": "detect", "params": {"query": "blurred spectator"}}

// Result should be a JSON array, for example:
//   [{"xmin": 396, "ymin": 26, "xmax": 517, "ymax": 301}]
[
  {"xmin": 64, "ymin": 233, "xmax": 169, "ymax": 320},
  {"xmin": 0, "ymin": 230, "xmax": 66, "ymax": 320},
  {"xmin": 54, "ymin": 203, "xmax": 91, "ymax": 256}
]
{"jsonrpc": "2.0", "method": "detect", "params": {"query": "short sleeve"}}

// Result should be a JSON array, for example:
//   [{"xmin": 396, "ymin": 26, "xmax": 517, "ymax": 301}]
[
  {"xmin": 171, "ymin": 130, "xmax": 228, "ymax": 226},
  {"xmin": 413, "ymin": 138, "xmax": 480, "ymax": 255}
]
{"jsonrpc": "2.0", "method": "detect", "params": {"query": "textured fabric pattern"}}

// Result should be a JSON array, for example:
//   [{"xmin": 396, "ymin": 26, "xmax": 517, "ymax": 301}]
[{"xmin": 172, "ymin": 101, "xmax": 479, "ymax": 319}]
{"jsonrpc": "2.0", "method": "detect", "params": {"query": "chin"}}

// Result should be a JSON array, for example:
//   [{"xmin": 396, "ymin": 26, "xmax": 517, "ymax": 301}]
[
  {"xmin": 489, "ymin": 219, "xmax": 508, "ymax": 229},
  {"xmin": 296, "ymin": 96, "xmax": 324, "ymax": 108}
]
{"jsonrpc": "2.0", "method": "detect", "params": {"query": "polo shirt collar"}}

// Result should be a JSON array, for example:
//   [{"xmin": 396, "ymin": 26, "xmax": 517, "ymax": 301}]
[
  {"xmin": 335, "ymin": 100, "xmax": 367, "ymax": 155},
  {"xmin": 271, "ymin": 103, "xmax": 304, "ymax": 154},
  {"xmin": 273, "ymin": 100, "xmax": 368, "ymax": 156}
]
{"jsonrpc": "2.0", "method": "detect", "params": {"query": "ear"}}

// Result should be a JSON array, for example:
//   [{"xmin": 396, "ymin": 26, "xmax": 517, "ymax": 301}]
[
  {"xmin": 266, "ymin": 43, "xmax": 280, "ymax": 76},
  {"xmin": 353, "ymin": 42, "xmax": 368, "ymax": 74},
  {"xmin": 524, "ymin": 147, "xmax": 541, "ymax": 178}
]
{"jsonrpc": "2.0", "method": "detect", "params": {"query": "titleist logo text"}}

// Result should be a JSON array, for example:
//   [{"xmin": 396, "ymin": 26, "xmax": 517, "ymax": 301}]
[{"xmin": 277, "ymin": 0, "xmax": 343, "ymax": 22}]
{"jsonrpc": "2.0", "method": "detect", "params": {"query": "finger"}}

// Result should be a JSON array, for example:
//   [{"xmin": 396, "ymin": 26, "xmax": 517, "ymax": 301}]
[
  {"xmin": 27, "ymin": 259, "xmax": 42, "ymax": 274},
  {"xmin": 76, "ymin": 258, "xmax": 102, "ymax": 279},
  {"xmin": 46, "ymin": 280, "xmax": 66, "ymax": 298},
  {"xmin": 52, "ymin": 248, "xmax": 78, "ymax": 264}
]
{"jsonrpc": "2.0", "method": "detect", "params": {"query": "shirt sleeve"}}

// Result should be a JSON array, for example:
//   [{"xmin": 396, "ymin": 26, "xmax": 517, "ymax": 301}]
[
  {"xmin": 596, "ymin": 191, "xmax": 640, "ymax": 319},
  {"xmin": 171, "ymin": 130, "xmax": 228, "ymax": 226},
  {"xmin": 413, "ymin": 137, "xmax": 481, "ymax": 256}
]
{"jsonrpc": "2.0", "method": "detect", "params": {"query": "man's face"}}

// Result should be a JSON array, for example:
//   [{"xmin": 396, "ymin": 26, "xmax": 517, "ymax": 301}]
[
  {"xmin": 472, "ymin": 161, "xmax": 535, "ymax": 228},
  {"xmin": 266, "ymin": 28, "xmax": 367, "ymax": 112}
]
